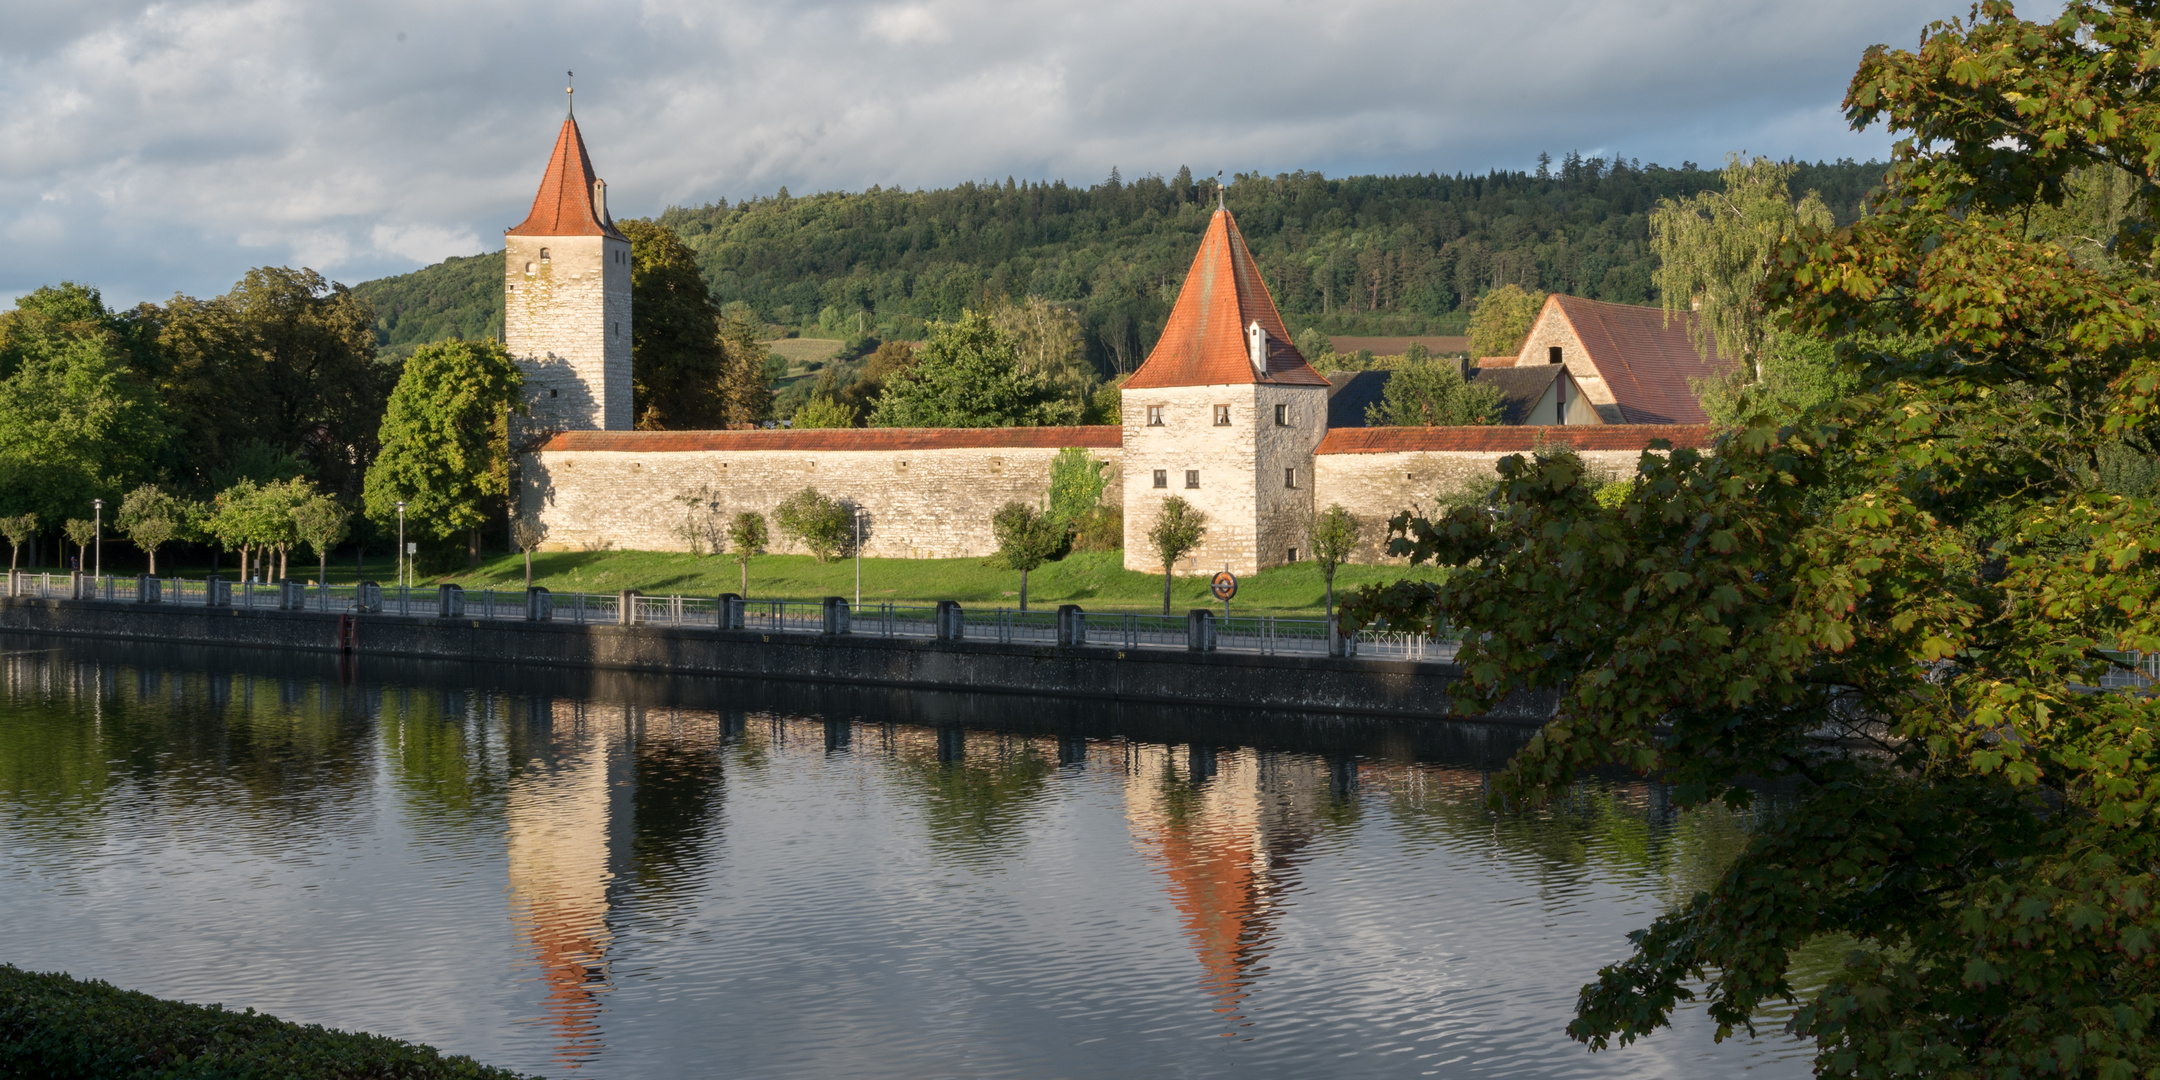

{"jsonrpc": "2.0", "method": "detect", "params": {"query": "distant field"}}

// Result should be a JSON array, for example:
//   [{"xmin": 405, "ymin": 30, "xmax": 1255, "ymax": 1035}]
[
  {"xmin": 764, "ymin": 338, "xmax": 848, "ymax": 367},
  {"xmin": 1328, "ymin": 336, "xmax": 1471, "ymax": 357}
]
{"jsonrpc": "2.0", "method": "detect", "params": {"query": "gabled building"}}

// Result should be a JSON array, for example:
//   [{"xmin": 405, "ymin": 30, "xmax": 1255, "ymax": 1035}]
[
  {"xmin": 1490, "ymin": 294, "xmax": 1734, "ymax": 424},
  {"xmin": 1120, "ymin": 203, "xmax": 1333, "ymax": 575}
]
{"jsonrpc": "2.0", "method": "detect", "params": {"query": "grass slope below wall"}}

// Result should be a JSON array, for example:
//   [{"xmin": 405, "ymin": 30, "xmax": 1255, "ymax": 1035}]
[
  {"xmin": 432, "ymin": 550, "xmax": 1444, "ymax": 616},
  {"xmin": 0, "ymin": 964, "xmax": 535, "ymax": 1079}
]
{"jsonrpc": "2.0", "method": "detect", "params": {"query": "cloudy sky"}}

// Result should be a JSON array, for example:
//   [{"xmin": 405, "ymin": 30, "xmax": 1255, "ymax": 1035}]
[{"xmin": 2, "ymin": 0, "xmax": 1969, "ymax": 306}]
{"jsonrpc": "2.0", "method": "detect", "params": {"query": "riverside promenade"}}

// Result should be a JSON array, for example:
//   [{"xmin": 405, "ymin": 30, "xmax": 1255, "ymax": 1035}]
[{"xmin": 0, "ymin": 572, "xmax": 1554, "ymax": 723}]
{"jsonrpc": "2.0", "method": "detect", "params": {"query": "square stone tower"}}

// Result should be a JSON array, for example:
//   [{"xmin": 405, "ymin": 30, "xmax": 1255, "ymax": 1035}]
[
  {"xmin": 1121, "ymin": 203, "xmax": 1332, "ymax": 577},
  {"xmin": 505, "ymin": 112, "xmax": 632, "ymax": 433}
]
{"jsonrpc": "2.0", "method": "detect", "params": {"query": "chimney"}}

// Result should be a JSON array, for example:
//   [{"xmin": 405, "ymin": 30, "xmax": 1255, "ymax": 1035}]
[{"xmin": 593, "ymin": 179, "xmax": 608, "ymax": 223}]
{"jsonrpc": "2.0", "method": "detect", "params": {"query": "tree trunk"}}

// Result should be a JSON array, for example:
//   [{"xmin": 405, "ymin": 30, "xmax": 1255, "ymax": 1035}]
[
  {"xmin": 319, "ymin": 553, "xmax": 328, "ymax": 588},
  {"xmin": 740, "ymin": 559, "xmax": 749, "ymax": 599},
  {"xmin": 147, "ymin": 546, "xmax": 157, "ymax": 575},
  {"xmin": 239, "ymin": 545, "xmax": 249, "ymax": 582},
  {"xmin": 1162, "ymin": 566, "xmax": 1173, "ymax": 616},
  {"xmin": 468, "ymin": 528, "xmax": 481, "ymax": 568},
  {"xmin": 1019, "ymin": 569, "xmax": 1029, "ymax": 612},
  {"xmin": 524, "ymin": 549, "xmax": 533, "ymax": 590},
  {"xmin": 279, "ymin": 545, "xmax": 289, "ymax": 581}
]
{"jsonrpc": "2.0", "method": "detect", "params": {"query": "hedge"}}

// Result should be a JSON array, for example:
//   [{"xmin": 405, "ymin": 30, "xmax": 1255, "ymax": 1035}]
[{"xmin": 0, "ymin": 965, "xmax": 537, "ymax": 1079}]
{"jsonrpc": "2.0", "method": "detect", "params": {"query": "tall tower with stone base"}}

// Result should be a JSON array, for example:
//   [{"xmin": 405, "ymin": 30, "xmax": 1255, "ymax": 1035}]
[
  {"xmin": 1121, "ymin": 204, "xmax": 1332, "ymax": 577},
  {"xmin": 505, "ymin": 104, "xmax": 631, "ymax": 432}
]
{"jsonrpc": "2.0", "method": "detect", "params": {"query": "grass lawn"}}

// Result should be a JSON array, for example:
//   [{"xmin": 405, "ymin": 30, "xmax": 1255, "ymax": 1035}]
[{"xmin": 435, "ymin": 549, "xmax": 1441, "ymax": 616}]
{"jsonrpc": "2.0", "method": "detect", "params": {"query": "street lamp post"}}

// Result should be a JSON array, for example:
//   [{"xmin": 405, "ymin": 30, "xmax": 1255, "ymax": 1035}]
[
  {"xmin": 91, "ymin": 499, "xmax": 102, "ymax": 580},
  {"xmin": 395, "ymin": 501, "xmax": 407, "ymax": 588}
]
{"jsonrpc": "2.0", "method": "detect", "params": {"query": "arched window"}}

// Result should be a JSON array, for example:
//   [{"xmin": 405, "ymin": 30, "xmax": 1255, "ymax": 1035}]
[{"xmin": 539, "ymin": 248, "xmax": 551, "ymax": 262}]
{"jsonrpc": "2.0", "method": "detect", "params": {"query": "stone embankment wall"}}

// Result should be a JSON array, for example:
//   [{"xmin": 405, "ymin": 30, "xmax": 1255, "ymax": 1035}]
[
  {"xmin": 0, "ymin": 597, "xmax": 1562, "ymax": 724},
  {"xmin": 524, "ymin": 428, "xmax": 1124, "ymax": 558}
]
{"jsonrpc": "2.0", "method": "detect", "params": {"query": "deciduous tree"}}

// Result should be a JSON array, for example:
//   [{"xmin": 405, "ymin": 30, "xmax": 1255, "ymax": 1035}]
[
  {"xmin": 774, "ymin": 488, "xmax": 849, "ymax": 562},
  {"xmin": 727, "ymin": 511, "xmax": 767, "ymax": 597},
  {"xmin": 1464, "ymin": 284, "xmax": 1546, "ymax": 358},
  {"xmin": 1349, "ymin": 5, "xmax": 2160, "ymax": 1075},
  {"xmin": 116, "ymin": 485, "xmax": 182, "ymax": 575},
  {"xmin": 870, "ymin": 311, "xmax": 1074, "ymax": 427},
  {"xmin": 991, "ymin": 501, "xmax": 1062, "ymax": 611},
  {"xmin": 1650, "ymin": 155, "xmax": 1834, "ymax": 380},
  {"xmin": 1, "ymin": 514, "xmax": 36, "ymax": 572},
  {"xmin": 1365, "ymin": 358, "xmax": 1504, "ymax": 426},
  {"xmin": 1306, "ymin": 504, "xmax": 1361, "ymax": 621},
  {"xmin": 289, "ymin": 492, "xmax": 350, "ymax": 586},
  {"xmin": 620, "ymin": 219, "xmax": 727, "ymax": 429},
  {"xmin": 362, "ymin": 340, "xmax": 525, "ymax": 567},
  {"xmin": 1146, "ymin": 497, "xmax": 1205, "ymax": 615}
]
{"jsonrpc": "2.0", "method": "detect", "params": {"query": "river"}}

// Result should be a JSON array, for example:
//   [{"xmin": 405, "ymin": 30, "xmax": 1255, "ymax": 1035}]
[{"xmin": 0, "ymin": 634, "xmax": 1809, "ymax": 1078}]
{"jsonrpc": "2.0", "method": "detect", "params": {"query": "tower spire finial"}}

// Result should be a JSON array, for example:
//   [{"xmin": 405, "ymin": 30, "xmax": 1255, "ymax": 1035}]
[
  {"xmin": 1216, "ymin": 170, "xmax": 1224, "ymax": 211},
  {"xmin": 566, "ymin": 70, "xmax": 574, "ymax": 117}
]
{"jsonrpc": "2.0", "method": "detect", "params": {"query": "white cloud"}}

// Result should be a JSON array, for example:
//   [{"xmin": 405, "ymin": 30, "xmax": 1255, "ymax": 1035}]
[{"xmin": 0, "ymin": 0, "xmax": 1964, "ymax": 306}]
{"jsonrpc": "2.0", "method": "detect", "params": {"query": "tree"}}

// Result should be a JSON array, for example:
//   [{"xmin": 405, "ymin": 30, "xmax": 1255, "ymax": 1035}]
[
  {"xmin": 115, "ymin": 485, "xmax": 182, "ymax": 574},
  {"xmin": 774, "ymin": 488, "xmax": 850, "ymax": 562},
  {"xmin": 1346, "ymin": 5, "xmax": 2160, "ymax": 1075},
  {"xmin": 1306, "ymin": 504, "xmax": 1361, "ymax": 622},
  {"xmin": 362, "ymin": 340, "xmax": 525, "ymax": 567},
  {"xmin": 840, "ymin": 340, "xmax": 916, "ymax": 419},
  {"xmin": 510, "ymin": 515, "xmax": 547, "ymax": 590},
  {"xmin": 1145, "ymin": 497, "xmax": 1206, "ymax": 615},
  {"xmin": 1046, "ymin": 447, "xmax": 1108, "ymax": 534},
  {"xmin": 620, "ymin": 219, "xmax": 728, "ymax": 429},
  {"xmin": 0, "ymin": 316, "xmax": 170, "ymax": 534},
  {"xmin": 870, "ymin": 311, "xmax": 1074, "ymax": 427},
  {"xmin": 1364, "ymin": 358, "xmax": 1505, "ymax": 426},
  {"xmin": 1, "ymin": 514, "xmax": 36, "ymax": 571},
  {"xmin": 1294, "ymin": 327, "xmax": 1338, "ymax": 368},
  {"xmin": 991, "ymin": 501, "xmax": 1062, "ymax": 611},
  {"xmin": 145, "ymin": 267, "xmax": 383, "ymax": 497},
  {"xmin": 63, "ymin": 518, "xmax": 95, "ymax": 572},
  {"xmin": 1649, "ymin": 155, "xmax": 1834, "ymax": 380},
  {"xmin": 1464, "ymin": 284, "xmax": 1546, "ymax": 358},
  {"xmin": 716, "ymin": 310, "xmax": 773, "ymax": 428},
  {"xmin": 726, "ymin": 511, "xmax": 768, "ymax": 597},
  {"xmin": 289, "ymin": 492, "xmax": 350, "ymax": 586},
  {"xmin": 991, "ymin": 298, "xmax": 1097, "ymax": 416},
  {"xmin": 790, "ymin": 389, "xmax": 857, "ymax": 429}
]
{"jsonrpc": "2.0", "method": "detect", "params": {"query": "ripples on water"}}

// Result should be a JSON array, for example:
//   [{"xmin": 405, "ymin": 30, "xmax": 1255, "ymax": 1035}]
[{"xmin": 0, "ymin": 636, "xmax": 1810, "ymax": 1079}]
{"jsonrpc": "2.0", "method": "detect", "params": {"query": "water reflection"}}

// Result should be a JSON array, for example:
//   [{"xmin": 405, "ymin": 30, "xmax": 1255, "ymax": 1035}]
[{"xmin": 0, "ymin": 636, "xmax": 1807, "ymax": 1079}]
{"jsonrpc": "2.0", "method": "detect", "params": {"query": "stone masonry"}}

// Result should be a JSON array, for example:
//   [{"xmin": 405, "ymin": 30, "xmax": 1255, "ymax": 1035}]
[{"xmin": 506, "ymin": 233, "xmax": 632, "ymax": 432}]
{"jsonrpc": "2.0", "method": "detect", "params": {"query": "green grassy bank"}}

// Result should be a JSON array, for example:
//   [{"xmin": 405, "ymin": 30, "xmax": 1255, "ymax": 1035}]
[
  {"xmin": 0, "ymin": 964, "xmax": 534, "ymax": 1079},
  {"xmin": 435, "ymin": 549, "xmax": 1440, "ymax": 616},
  {"xmin": 58, "ymin": 549, "xmax": 1439, "ymax": 616}
]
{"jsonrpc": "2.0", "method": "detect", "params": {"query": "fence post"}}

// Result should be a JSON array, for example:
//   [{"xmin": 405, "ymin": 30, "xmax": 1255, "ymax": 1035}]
[
  {"xmin": 935, "ymin": 600, "xmax": 964, "ymax": 641},
  {"xmin": 526, "ymin": 586, "xmax": 552, "ymax": 622},
  {"xmin": 718, "ymin": 593, "xmax": 743, "ymax": 630},
  {"xmin": 1186, "ymin": 609, "xmax": 1216, "ymax": 653},
  {"xmin": 437, "ymin": 583, "xmax": 464, "ymax": 618},
  {"xmin": 822, "ymin": 596, "xmax": 850, "ymax": 635},
  {"xmin": 1057, "ymin": 604, "xmax": 1086, "ymax": 647},
  {"xmin": 618, "ymin": 589, "xmax": 640, "ymax": 626}
]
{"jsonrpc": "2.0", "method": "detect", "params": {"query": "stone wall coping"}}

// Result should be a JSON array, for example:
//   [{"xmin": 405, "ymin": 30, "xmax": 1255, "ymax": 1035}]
[
  {"xmin": 1314, "ymin": 424, "xmax": 1718, "ymax": 455},
  {"xmin": 539, "ymin": 426, "xmax": 1121, "ymax": 453}
]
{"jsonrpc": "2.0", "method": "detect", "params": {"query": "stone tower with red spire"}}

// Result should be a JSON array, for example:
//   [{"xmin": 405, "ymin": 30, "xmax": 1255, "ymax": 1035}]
[
  {"xmin": 505, "ymin": 101, "xmax": 631, "ymax": 432},
  {"xmin": 1121, "ymin": 202, "xmax": 1332, "ymax": 576}
]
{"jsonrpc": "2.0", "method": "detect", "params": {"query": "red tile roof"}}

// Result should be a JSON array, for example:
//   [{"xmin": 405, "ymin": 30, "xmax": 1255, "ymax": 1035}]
[
  {"xmin": 1315, "ymin": 424, "xmax": 1717, "ymax": 455},
  {"xmin": 508, "ymin": 117, "xmax": 625, "ymax": 240},
  {"xmin": 1125, "ymin": 208, "xmax": 1331, "ymax": 390},
  {"xmin": 1542, "ymin": 295, "xmax": 1734, "ymax": 424},
  {"xmin": 539, "ymin": 426, "xmax": 1123, "ymax": 453}
]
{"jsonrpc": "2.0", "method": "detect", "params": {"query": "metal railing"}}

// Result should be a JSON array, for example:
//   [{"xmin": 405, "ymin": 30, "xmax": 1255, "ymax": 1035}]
[{"xmin": 3, "ymin": 572, "xmax": 1453, "ymax": 660}]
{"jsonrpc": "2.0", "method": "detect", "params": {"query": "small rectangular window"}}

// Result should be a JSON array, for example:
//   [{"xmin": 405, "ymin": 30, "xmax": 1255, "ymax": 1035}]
[
  {"xmin": 1549, "ymin": 345, "xmax": 1563, "ymax": 365},
  {"xmin": 1287, "ymin": 547, "xmax": 1298, "ymax": 563},
  {"xmin": 1284, "ymin": 467, "xmax": 1297, "ymax": 489},
  {"xmin": 1185, "ymin": 470, "xmax": 1200, "ymax": 489},
  {"xmin": 1275, "ymin": 403, "xmax": 1288, "ymax": 426},
  {"xmin": 1146, "ymin": 405, "xmax": 1164, "ymax": 427},
  {"xmin": 1152, "ymin": 469, "xmax": 1168, "ymax": 489},
  {"xmin": 1213, "ymin": 404, "xmax": 1231, "ymax": 426}
]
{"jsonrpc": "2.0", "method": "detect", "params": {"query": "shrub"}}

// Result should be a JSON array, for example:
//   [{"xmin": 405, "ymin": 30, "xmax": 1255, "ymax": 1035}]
[
  {"xmin": 773, "ymin": 487, "xmax": 851, "ymax": 562},
  {"xmin": 1071, "ymin": 506, "xmax": 1123, "ymax": 552},
  {"xmin": 0, "ymin": 963, "xmax": 537, "ymax": 1078}
]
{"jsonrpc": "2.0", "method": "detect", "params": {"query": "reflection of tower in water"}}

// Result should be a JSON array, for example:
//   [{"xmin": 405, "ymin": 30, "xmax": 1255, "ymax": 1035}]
[
  {"xmin": 1123, "ymin": 745, "xmax": 1336, "ymax": 1030},
  {"xmin": 500, "ymin": 700, "xmax": 729, "ymax": 1071}
]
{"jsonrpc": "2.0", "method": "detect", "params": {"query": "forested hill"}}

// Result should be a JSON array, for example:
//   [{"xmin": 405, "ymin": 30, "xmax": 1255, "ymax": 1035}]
[{"xmin": 353, "ymin": 155, "xmax": 1886, "ymax": 369}]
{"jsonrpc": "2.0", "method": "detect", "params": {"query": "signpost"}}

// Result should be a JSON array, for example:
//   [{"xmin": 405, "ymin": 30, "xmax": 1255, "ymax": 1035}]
[{"xmin": 1210, "ymin": 570, "xmax": 1237, "ymax": 621}]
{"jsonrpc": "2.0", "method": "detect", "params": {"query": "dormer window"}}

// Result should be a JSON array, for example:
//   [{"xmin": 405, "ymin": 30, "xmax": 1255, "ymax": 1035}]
[{"xmin": 1246, "ymin": 321, "xmax": 1268, "ymax": 376}]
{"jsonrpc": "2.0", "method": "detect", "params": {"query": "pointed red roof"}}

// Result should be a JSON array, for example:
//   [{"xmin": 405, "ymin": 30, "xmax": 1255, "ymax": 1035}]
[
  {"xmin": 508, "ymin": 116, "xmax": 624, "ymax": 239},
  {"xmin": 1125, "ymin": 208, "xmax": 1329, "ymax": 389}
]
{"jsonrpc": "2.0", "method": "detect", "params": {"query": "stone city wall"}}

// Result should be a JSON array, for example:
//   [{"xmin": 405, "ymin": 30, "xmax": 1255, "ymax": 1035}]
[
  {"xmin": 1311, "ymin": 426, "xmax": 1718, "ymax": 562},
  {"xmin": 522, "ymin": 428, "xmax": 1123, "ymax": 559}
]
